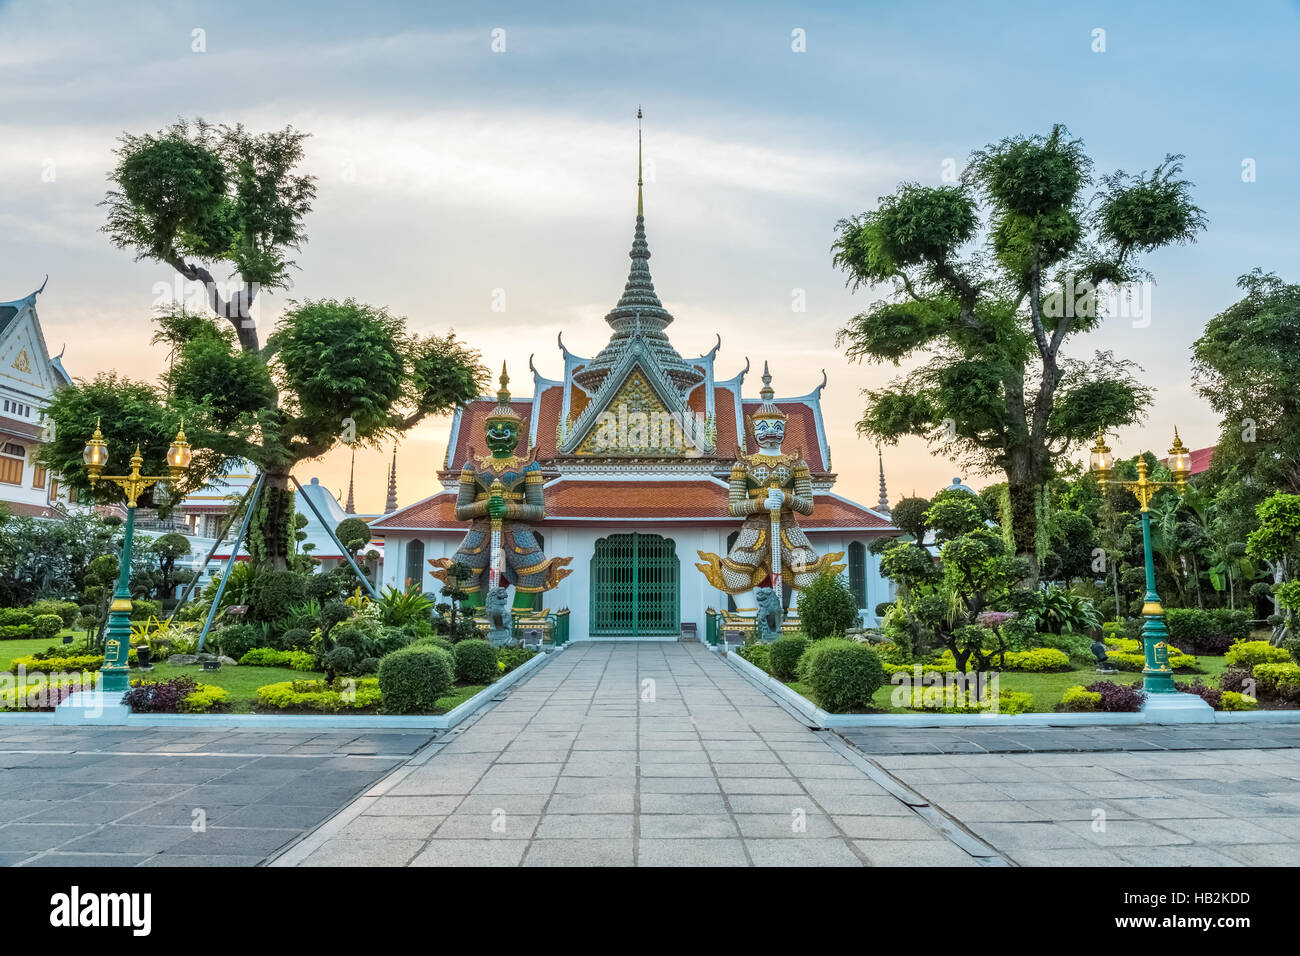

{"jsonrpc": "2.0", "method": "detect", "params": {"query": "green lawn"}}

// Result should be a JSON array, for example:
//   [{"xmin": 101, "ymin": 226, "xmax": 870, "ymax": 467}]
[
  {"xmin": 0, "ymin": 631, "xmax": 83, "ymax": 669},
  {"xmin": 145, "ymin": 660, "xmax": 327, "ymax": 714},
  {"xmin": 785, "ymin": 655, "xmax": 1232, "ymax": 714}
]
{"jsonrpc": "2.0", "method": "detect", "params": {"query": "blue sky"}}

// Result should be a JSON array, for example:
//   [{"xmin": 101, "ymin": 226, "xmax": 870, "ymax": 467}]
[{"xmin": 2, "ymin": 0, "xmax": 1297, "ymax": 511}]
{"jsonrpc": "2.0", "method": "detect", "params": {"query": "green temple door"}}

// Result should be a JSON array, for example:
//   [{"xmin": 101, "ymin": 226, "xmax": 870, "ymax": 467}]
[{"xmin": 590, "ymin": 533, "xmax": 680, "ymax": 637}]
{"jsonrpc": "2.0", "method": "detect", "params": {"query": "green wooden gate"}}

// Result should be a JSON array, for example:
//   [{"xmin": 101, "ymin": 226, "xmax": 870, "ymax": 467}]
[{"xmin": 590, "ymin": 533, "xmax": 680, "ymax": 636}]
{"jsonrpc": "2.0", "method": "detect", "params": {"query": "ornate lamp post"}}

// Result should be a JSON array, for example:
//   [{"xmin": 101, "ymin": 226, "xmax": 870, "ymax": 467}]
[
  {"xmin": 83, "ymin": 419, "xmax": 193, "ymax": 694},
  {"xmin": 1089, "ymin": 428, "xmax": 1191, "ymax": 695}
]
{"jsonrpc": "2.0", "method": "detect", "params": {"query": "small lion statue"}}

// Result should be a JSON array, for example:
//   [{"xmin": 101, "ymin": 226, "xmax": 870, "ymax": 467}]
[
  {"xmin": 754, "ymin": 587, "xmax": 784, "ymax": 643},
  {"xmin": 485, "ymin": 586, "xmax": 513, "ymax": 647}
]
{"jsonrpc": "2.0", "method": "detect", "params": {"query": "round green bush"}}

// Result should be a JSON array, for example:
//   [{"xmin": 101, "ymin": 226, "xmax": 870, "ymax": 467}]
[
  {"xmin": 214, "ymin": 623, "xmax": 263, "ymax": 660},
  {"xmin": 248, "ymin": 569, "xmax": 308, "ymax": 623},
  {"xmin": 321, "ymin": 600, "xmax": 351, "ymax": 630},
  {"xmin": 128, "ymin": 599, "xmax": 162, "ymax": 621},
  {"xmin": 29, "ymin": 599, "xmax": 79, "ymax": 627},
  {"xmin": 798, "ymin": 570, "xmax": 860, "ymax": 639},
  {"xmin": 768, "ymin": 634, "xmax": 809, "ymax": 680},
  {"xmin": 454, "ymin": 639, "xmax": 498, "ymax": 684},
  {"xmin": 415, "ymin": 635, "xmax": 455, "ymax": 655},
  {"xmin": 278, "ymin": 627, "xmax": 311, "ymax": 651},
  {"xmin": 32, "ymin": 613, "xmax": 63, "ymax": 640},
  {"xmin": 378, "ymin": 645, "xmax": 454, "ymax": 713},
  {"xmin": 795, "ymin": 639, "xmax": 885, "ymax": 713}
]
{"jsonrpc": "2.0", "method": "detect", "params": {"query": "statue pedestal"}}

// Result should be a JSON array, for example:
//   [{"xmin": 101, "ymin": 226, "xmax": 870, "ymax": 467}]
[
  {"xmin": 54, "ymin": 688, "xmax": 131, "ymax": 725},
  {"xmin": 1141, "ymin": 691, "xmax": 1213, "ymax": 723}
]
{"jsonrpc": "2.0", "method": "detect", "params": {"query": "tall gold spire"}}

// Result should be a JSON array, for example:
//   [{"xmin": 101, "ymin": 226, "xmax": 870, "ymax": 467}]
[{"xmin": 636, "ymin": 106, "xmax": 644, "ymax": 217}]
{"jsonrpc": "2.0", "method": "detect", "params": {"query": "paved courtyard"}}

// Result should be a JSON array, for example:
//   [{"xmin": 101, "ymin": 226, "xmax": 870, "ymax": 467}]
[
  {"xmin": 0, "ymin": 727, "xmax": 431, "ymax": 866},
  {"xmin": 3, "ymin": 642, "xmax": 1299, "ymax": 867}
]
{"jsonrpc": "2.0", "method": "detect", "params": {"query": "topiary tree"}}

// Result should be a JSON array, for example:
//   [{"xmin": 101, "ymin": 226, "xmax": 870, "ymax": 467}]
[
  {"xmin": 150, "ymin": 533, "xmax": 192, "ymax": 599},
  {"xmin": 40, "ymin": 119, "xmax": 487, "ymax": 571},
  {"xmin": 889, "ymin": 496, "xmax": 930, "ymax": 542},
  {"xmin": 833, "ymin": 126, "xmax": 1205, "ymax": 582},
  {"xmin": 335, "ymin": 518, "xmax": 372, "ymax": 560},
  {"xmin": 798, "ymin": 569, "xmax": 860, "ymax": 639}
]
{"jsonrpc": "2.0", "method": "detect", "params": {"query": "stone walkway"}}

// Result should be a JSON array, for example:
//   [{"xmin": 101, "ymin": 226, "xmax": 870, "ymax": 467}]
[
  {"xmin": 0, "ymin": 728, "xmax": 431, "ymax": 866},
  {"xmin": 278, "ymin": 642, "xmax": 984, "ymax": 866}
]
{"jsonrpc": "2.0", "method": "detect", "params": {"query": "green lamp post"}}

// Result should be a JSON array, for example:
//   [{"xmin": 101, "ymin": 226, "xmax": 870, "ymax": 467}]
[
  {"xmin": 1089, "ymin": 428, "xmax": 1192, "ymax": 694},
  {"xmin": 83, "ymin": 419, "xmax": 193, "ymax": 694}
]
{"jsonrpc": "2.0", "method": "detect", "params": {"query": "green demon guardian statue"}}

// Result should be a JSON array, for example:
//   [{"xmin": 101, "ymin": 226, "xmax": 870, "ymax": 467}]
[
  {"xmin": 696, "ymin": 363, "xmax": 843, "ymax": 618},
  {"xmin": 431, "ymin": 364, "xmax": 572, "ymax": 616}
]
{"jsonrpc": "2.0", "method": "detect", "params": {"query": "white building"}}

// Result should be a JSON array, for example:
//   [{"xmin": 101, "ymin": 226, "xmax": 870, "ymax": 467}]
[{"xmin": 0, "ymin": 281, "xmax": 77, "ymax": 518}]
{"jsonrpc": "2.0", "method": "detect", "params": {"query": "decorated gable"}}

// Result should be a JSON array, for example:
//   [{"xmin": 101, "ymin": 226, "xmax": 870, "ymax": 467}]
[{"xmin": 573, "ymin": 367, "xmax": 712, "ymax": 457}]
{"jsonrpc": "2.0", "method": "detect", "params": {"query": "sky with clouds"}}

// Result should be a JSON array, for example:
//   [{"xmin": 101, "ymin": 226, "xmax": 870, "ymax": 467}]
[{"xmin": 2, "ymin": 0, "xmax": 1298, "ymax": 513}]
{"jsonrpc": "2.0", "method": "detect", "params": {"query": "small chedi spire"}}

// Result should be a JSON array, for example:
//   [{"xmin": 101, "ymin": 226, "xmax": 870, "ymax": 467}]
[
  {"xmin": 385, "ymin": 446, "xmax": 398, "ymax": 514},
  {"xmin": 751, "ymin": 361, "xmax": 786, "ymax": 423},
  {"xmin": 876, "ymin": 446, "xmax": 891, "ymax": 514},
  {"xmin": 344, "ymin": 446, "xmax": 357, "ymax": 514}
]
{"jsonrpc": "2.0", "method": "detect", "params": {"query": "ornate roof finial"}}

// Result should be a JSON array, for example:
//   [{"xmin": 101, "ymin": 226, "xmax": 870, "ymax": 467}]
[
  {"xmin": 637, "ymin": 106, "xmax": 644, "ymax": 218},
  {"xmin": 876, "ymin": 446, "xmax": 891, "ymax": 514},
  {"xmin": 344, "ymin": 446, "xmax": 357, "ymax": 514},
  {"xmin": 486, "ymin": 360, "xmax": 523, "ymax": 425},
  {"xmin": 385, "ymin": 445, "xmax": 398, "ymax": 514},
  {"xmin": 752, "ymin": 361, "xmax": 786, "ymax": 423}
]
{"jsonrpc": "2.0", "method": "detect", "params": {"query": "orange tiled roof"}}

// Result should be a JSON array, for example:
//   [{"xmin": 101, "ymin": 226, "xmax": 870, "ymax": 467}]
[{"xmin": 372, "ymin": 481, "xmax": 894, "ymax": 531}]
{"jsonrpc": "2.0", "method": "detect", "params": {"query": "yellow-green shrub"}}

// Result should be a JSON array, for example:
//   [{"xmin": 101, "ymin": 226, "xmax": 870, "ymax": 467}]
[
  {"xmin": 178, "ymin": 684, "xmax": 228, "ymax": 713},
  {"xmin": 1224, "ymin": 640, "xmax": 1291, "ymax": 668},
  {"xmin": 255, "ymin": 677, "xmax": 382, "ymax": 711},
  {"xmin": 1107, "ymin": 649, "xmax": 1199, "ymax": 671},
  {"xmin": 1219, "ymin": 691, "xmax": 1257, "ymax": 711},
  {"xmin": 1060, "ymin": 685, "xmax": 1102, "ymax": 711},
  {"xmin": 9, "ymin": 654, "xmax": 103, "ymax": 674},
  {"xmin": 1251, "ymin": 661, "xmax": 1300, "ymax": 696}
]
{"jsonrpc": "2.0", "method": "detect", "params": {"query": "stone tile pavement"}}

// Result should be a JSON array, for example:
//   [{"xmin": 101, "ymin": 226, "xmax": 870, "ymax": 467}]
[
  {"xmin": 0, "ymin": 727, "xmax": 431, "ymax": 866},
  {"xmin": 277, "ymin": 643, "xmax": 991, "ymax": 867},
  {"xmin": 872, "ymin": 746, "xmax": 1300, "ymax": 866}
]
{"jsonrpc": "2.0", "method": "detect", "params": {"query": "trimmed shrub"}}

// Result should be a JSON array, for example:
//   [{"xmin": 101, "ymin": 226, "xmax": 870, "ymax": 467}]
[
  {"xmin": 0, "ymin": 609, "xmax": 35, "ymax": 630},
  {"xmin": 496, "ymin": 645, "xmax": 536, "ymax": 674},
  {"xmin": 1251, "ymin": 661, "xmax": 1300, "ymax": 699},
  {"xmin": 248, "ymin": 569, "xmax": 308, "ymax": 623},
  {"xmin": 1106, "ymin": 649, "xmax": 1199, "ymax": 671},
  {"xmin": 213, "ymin": 623, "xmax": 263, "ymax": 660},
  {"xmin": 255, "ymin": 677, "xmax": 382, "ymax": 711},
  {"xmin": 128, "ymin": 599, "xmax": 162, "ymax": 621},
  {"xmin": 276, "ymin": 627, "xmax": 312, "ymax": 651},
  {"xmin": 415, "ymin": 635, "xmax": 455, "ymax": 655},
  {"xmin": 1225, "ymin": 640, "xmax": 1291, "ymax": 668},
  {"xmin": 239, "ymin": 647, "xmax": 317, "ymax": 671},
  {"xmin": 1085, "ymin": 680, "xmax": 1144, "ymax": 712},
  {"xmin": 1060, "ymin": 685, "xmax": 1102, "ymax": 712},
  {"xmin": 10, "ymin": 653, "xmax": 103, "ymax": 674},
  {"xmin": 378, "ymin": 645, "xmax": 454, "ymax": 714},
  {"xmin": 1220, "ymin": 691, "xmax": 1258, "ymax": 711},
  {"xmin": 29, "ymin": 599, "xmax": 79, "ymax": 627},
  {"xmin": 1037, "ymin": 633, "xmax": 1095, "ymax": 663},
  {"xmin": 737, "ymin": 643, "xmax": 771, "ymax": 674},
  {"xmin": 768, "ymin": 634, "xmax": 809, "ymax": 681},
  {"xmin": 31, "ymin": 614, "xmax": 63, "ymax": 640},
  {"xmin": 0, "ymin": 624, "xmax": 34, "ymax": 640},
  {"xmin": 453, "ymin": 639, "xmax": 498, "ymax": 684},
  {"xmin": 124, "ymin": 676, "xmax": 227, "ymax": 713},
  {"xmin": 796, "ymin": 639, "xmax": 885, "ymax": 713},
  {"xmin": 798, "ymin": 570, "xmax": 859, "ymax": 640}
]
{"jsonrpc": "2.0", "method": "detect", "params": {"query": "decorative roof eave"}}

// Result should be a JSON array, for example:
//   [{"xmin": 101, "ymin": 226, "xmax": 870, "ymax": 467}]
[
  {"xmin": 0, "ymin": 275, "xmax": 48, "ymax": 310},
  {"xmin": 557, "ymin": 328, "xmax": 706, "ymax": 455}
]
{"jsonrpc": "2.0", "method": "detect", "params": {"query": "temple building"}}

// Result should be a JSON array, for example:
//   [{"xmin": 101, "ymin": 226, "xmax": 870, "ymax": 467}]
[
  {"xmin": 0, "ymin": 280, "xmax": 78, "ymax": 518},
  {"xmin": 373, "ymin": 134, "xmax": 899, "ymax": 639}
]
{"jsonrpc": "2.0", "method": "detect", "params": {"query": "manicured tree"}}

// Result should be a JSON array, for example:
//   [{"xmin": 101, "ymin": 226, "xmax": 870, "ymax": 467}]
[
  {"xmin": 889, "ymin": 496, "xmax": 931, "ymax": 543},
  {"xmin": 43, "ymin": 119, "xmax": 487, "ymax": 570},
  {"xmin": 1246, "ymin": 492, "xmax": 1300, "ymax": 639},
  {"xmin": 833, "ymin": 126, "xmax": 1205, "ymax": 581},
  {"xmin": 1193, "ymin": 270, "xmax": 1300, "ymax": 496},
  {"xmin": 150, "ymin": 533, "xmax": 192, "ymax": 599}
]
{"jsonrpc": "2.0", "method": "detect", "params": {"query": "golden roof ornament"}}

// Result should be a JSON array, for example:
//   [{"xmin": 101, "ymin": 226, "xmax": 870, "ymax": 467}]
[
  {"xmin": 484, "ymin": 361, "xmax": 523, "ymax": 424},
  {"xmin": 751, "ymin": 361, "xmax": 787, "ymax": 422}
]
